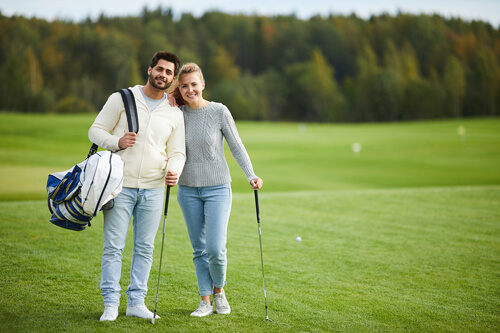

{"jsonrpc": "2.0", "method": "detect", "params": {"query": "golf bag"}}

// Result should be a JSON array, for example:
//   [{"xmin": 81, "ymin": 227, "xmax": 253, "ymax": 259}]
[
  {"xmin": 46, "ymin": 88, "xmax": 139, "ymax": 231},
  {"xmin": 47, "ymin": 151, "xmax": 124, "ymax": 230}
]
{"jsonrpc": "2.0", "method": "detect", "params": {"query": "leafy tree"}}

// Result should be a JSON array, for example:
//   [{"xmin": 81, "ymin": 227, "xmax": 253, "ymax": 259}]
[
  {"xmin": 270, "ymin": 15, "xmax": 310, "ymax": 70},
  {"xmin": 341, "ymin": 76, "xmax": 357, "ymax": 122},
  {"xmin": 443, "ymin": 56, "xmax": 466, "ymax": 117},
  {"xmin": 23, "ymin": 47, "xmax": 44, "ymax": 95},
  {"xmin": 402, "ymin": 77, "xmax": 433, "ymax": 119},
  {"xmin": 210, "ymin": 73, "xmax": 270, "ymax": 121},
  {"xmin": 384, "ymin": 40, "xmax": 403, "ymax": 77},
  {"xmin": 205, "ymin": 46, "xmax": 241, "ymax": 86},
  {"xmin": 249, "ymin": 17, "xmax": 270, "ymax": 73},
  {"xmin": 284, "ymin": 49, "xmax": 344, "ymax": 122},
  {"xmin": 471, "ymin": 47, "xmax": 500, "ymax": 115},
  {"xmin": 400, "ymin": 40, "xmax": 420, "ymax": 80},
  {"xmin": 308, "ymin": 15, "xmax": 351, "ymax": 81},
  {"xmin": 354, "ymin": 40, "xmax": 379, "ymax": 121},
  {"xmin": 406, "ymin": 15, "xmax": 446, "ymax": 75},
  {"xmin": 128, "ymin": 58, "xmax": 143, "ymax": 87},
  {"xmin": 453, "ymin": 33, "xmax": 478, "ymax": 64},
  {"xmin": 0, "ymin": 11, "xmax": 499, "ymax": 119},
  {"xmin": 94, "ymin": 27, "xmax": 137, "ymax": 91},
  {"xmin": 0, "ymin": 47, "xmax": 53, "ymax": 112},
  {"xmin": 0, "ymin": 50, "xmax": 24, "ymax": 111},
  {"xmin": 371, "ymin": 70, "xmax": 403, "ymax": 121}
]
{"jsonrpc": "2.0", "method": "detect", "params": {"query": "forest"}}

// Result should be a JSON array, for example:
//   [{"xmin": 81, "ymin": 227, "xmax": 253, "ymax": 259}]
[{"xmin": 1, "ymin": 7, "xmax": 499, "ymax": 122}]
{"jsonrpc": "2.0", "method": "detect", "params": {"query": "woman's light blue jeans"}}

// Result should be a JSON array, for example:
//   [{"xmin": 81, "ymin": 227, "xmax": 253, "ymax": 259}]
[
  {"xmin": 177, "ymin": 184, "xmax": 232, "ymax": 297},
  {"xmin": 100, "ymin": 187, "xmax": 164, "ymax": 306}
]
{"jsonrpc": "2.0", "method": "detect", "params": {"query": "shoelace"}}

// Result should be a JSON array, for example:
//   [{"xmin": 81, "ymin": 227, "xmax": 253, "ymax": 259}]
[
  {"xmin": 214, "ymin": 296, "xmax": 228, "ymax": 309},
  {"xmin": 195, "ymin": 302, "xmax": 211, "ymax": 313}
]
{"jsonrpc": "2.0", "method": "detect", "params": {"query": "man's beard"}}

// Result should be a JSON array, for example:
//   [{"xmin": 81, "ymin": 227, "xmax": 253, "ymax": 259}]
[{"xmin": 149, "ymin": 73, "xmax": 172, "ymax": 90}]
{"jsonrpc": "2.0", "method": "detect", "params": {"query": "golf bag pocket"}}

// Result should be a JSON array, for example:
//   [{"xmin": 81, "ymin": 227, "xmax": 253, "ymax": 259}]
[{"xmin": 48, "ymin": 196, "xmax": 93, "ymax": 231}]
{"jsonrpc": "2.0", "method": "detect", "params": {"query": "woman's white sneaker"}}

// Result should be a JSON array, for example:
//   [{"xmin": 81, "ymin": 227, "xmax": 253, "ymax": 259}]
[
  {"xmin": 214, "ymin": 291, "xmax": 231, "ymax": 314},
  {"xmin": 190, "ymin": 300, "xmax": 213, "ymax": 317}
]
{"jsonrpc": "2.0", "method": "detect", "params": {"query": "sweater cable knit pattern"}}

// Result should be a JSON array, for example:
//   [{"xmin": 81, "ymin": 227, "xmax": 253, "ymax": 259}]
[{"xmin": 179, "ymin": 102, "xmax": 257, "ymax": 187}]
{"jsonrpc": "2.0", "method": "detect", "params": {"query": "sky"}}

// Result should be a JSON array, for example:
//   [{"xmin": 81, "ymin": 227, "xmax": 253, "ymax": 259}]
[{"xmin": 1, "ymin": 0, "xmax": 499, "ymax": 27}]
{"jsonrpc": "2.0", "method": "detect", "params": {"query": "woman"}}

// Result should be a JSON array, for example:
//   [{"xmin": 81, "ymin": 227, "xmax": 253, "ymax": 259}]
[{"xmin": 172, "ymin": 63, "xmax": 263, "ymax": 317}]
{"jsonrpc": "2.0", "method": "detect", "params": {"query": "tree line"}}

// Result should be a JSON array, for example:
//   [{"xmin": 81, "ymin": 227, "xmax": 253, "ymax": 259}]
[{"xmin": 1, "ymin": 7, "xmax": 499, "ymax": 122}]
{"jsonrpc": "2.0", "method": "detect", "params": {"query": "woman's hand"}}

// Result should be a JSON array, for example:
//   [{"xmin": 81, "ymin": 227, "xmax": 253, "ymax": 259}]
[
  {"xmin": 167, "ymin": 94, "xmax": 178, "ymax": 107},
  {"xmin": 250, "ymin": 177, "xmax": 263, "ymax": 190}
]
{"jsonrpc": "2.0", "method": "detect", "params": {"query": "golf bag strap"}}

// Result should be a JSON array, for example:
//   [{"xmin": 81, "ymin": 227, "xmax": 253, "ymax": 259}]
[
  {"xmin": 87, "ymin": 88, "xmax": 139, "ymax": 158},
  {"xmin": 87, "ymin": 143, "xmax": 98, "ymax": 158},
  {"xmin": 117, "ymin": 88, "xmax": 139, "ymax": 134}
]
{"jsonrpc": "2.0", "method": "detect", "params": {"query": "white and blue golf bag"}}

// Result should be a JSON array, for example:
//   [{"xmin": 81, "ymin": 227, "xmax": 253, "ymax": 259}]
[{"xmin": 47, "ymin": 151, "xmax": 124, "ymax": 231}]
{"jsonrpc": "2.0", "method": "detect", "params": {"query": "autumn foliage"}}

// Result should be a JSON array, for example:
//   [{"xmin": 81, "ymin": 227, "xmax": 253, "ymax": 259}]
[{"xmin": 1, "ymin": 8, "xmax": 499, "ymax": 122}]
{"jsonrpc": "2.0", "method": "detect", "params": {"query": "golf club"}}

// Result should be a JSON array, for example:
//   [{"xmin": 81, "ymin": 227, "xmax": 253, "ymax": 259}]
[
  {"xmin": 152, "ymin": 185, "xmax": 171, "ymax": 324},
  {"xmin": 254, "ymin": 189, "xmax": 273, "ymax": 322}
]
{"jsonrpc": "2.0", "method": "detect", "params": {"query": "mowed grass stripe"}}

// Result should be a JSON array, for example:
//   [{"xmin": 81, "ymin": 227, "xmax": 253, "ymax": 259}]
[
  {"xmin": 0, "ymin": 185, "xmax": 498, "ymax": 332},
  {"xmin": 1, "ymin": 114, "xmax": 500, "ymax": 200}
]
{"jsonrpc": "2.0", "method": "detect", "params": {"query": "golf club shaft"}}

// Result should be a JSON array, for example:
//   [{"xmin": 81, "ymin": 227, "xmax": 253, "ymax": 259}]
[
  {"xmin": 153, "ymin": 185, "xmax": 171, "ymax": 322},
  {"xmin": 254, "ymin": 190, "xmax": 270, "ymax": 320}
]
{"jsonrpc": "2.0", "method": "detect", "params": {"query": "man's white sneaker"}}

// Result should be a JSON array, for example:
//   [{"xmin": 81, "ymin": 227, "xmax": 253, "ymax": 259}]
[
  {"xmin": 100, "ymin": 304, "xmax": 118, "ymax": 321},
  {"xmin": 190, "ymin": 300, "xmax": 213, "ymax": 317},
  {"xmin": 126, "ymin": 304, "xmax": 159, "ymax": 319},
  {"xmin": 214, "ymin": 291, "xmax": 231, "ymax": 314}
]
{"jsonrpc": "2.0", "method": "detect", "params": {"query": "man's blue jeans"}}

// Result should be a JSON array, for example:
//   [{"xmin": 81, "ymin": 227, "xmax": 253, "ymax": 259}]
[
  {"xmin": 100, "ymin": 187, "xmax": 164, "ymax": 306},
  {"xmin": 177, "ymin": 184, "xmax": 232, "ymax": 297}
]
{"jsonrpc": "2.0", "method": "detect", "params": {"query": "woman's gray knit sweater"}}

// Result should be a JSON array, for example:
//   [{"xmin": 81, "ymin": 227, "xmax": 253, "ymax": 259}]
[{"xmin": 178, "ymin": 102, "xmax": 257, "ymax": 187}]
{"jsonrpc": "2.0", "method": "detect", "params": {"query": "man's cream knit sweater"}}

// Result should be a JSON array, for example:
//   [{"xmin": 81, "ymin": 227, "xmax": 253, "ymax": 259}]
[{"xmin": 89, "ymin": 85, "xmax": 186, "ymax": 189}]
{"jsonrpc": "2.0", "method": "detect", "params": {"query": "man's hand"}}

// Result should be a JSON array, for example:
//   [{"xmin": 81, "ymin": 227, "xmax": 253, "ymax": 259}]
[
  {"xmin": 165, "ymin": 170, "xmax": 178, "ymax": 187},
  {"xmin": 118, "ymin": 132, "xmax": 137, "ymax": 149}
]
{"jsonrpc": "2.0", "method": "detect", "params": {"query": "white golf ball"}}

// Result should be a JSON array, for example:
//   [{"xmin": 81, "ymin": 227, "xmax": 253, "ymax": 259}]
[{"xmin": 296, "ymin": 236, "xmax": 302, "ymax": 242}]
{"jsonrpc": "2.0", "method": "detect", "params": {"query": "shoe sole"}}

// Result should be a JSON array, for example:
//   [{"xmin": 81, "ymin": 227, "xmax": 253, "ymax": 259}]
[
  {"xmin": 100, "ymin": 317, "xmax": 117, "ymax": 321},
  {"xmin": 126, "ymin": 313, "xmax": 157, "ymax": 319},
  {"xmin": 190, "ymin": 310, "xmax": 213, "ymax": 317},
  {"xmin": 216, "ymin": 309, "xmax": 231, "ymax": 314},
  {"xmin": 100, "ymin": 310, "xmax": 118, "ymax": 321},
  {"xmin": 126, "ymin": 311, "xmax": 158, "ymax": 319}
]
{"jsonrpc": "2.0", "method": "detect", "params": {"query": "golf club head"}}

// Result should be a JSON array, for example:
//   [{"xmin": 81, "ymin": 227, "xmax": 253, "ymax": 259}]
[
  {"xmin": 266, "ymin": 316, "xmax": 273, "ymax": 322},
  {"xmin": 151, "ymin": 312, "xmax": 157, "ymax": 324}
]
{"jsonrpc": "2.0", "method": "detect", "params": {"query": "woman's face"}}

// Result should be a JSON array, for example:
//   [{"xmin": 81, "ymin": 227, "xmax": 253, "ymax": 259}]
[{"xmin": 179, "ymin": 72, "xmax": 205, "ymax": 106}]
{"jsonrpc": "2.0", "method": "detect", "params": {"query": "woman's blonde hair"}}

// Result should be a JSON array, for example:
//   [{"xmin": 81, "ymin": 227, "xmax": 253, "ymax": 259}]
[
  {"xmin": 169, "ymin": 62, "xmax": 205, "ymax": 106},
  {"xmin": 179, "ymin": 62, "xmax": 205, "ymax": 83}
]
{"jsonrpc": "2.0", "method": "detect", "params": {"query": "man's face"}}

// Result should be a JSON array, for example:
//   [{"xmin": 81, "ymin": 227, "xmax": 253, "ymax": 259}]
[{"xmin": 148, "ymin": 59, "xmax": 176, "ymax": 90}]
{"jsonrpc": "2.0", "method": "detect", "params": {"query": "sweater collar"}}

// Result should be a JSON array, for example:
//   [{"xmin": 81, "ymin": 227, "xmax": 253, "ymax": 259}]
[{"xmin": 130, "ymin": 85, "xmax": 169, "ymax": 110}]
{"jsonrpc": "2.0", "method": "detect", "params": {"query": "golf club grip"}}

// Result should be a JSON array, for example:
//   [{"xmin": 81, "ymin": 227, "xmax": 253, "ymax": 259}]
[
  {"xmin": 254, "ymin": 190, "xmax": 260, "ymax": 223},
  {"xmin": 164, "ymin": 186, "xmax": 171, "ymax": 215}
]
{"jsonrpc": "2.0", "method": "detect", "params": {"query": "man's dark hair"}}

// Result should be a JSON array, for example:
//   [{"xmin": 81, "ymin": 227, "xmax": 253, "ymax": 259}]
[{"xmin": 149, "ymin": 51, "xmax": 181, "ymax": 76}]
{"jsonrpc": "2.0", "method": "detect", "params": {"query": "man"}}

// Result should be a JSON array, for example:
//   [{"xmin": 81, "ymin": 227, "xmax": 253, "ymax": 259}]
[{"xmin": 89, "ymin": 51, "xmax": 185, "ymax": 321}]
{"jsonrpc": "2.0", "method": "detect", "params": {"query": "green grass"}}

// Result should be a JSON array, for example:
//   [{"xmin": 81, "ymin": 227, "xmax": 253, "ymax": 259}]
[
  {"xmin": 1, "ymin": 187, "xmax": 499, "ymax": 332},
  {"xmin": 0, "ymin": 114, "xmax": 499, "ymax": 332},
  {"xmin": 1, "ymin": 114, "xmax": 499, "ymax": 200}
]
